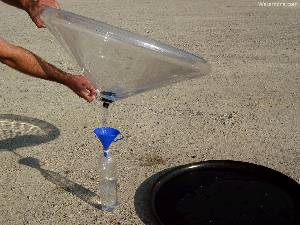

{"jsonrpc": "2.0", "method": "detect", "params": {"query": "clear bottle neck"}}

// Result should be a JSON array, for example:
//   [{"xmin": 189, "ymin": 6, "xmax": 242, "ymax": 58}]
[{"xmin": 103, "ymin": 150, "xmax": 111, "ymax": 159}]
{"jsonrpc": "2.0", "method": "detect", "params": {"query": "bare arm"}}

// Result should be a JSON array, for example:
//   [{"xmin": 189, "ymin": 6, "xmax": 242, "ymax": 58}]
[
  {"xmin": 0, "ymin": 38, "xmax": 68, "ymax": 83},
  {"xmin": 0, "ymin": 38, "xmax": 96, "ymax": 102}
]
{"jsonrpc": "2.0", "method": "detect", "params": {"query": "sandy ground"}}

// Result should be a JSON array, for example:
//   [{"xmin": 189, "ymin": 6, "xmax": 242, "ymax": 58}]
[{"xmin": 0, "ymin": 0, "xmax": 299, "ymax": 224}]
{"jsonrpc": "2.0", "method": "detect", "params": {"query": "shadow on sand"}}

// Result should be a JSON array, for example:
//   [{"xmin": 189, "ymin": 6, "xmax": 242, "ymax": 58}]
[
  {"xmin": 1, "ymin": 114, "xmax": 103, "ymax": 210},
  {"xmin": 18, "ymin": 157, "xmax": 102, "ymax": 210},
  {"xmin": 0, "ymin": 114, "xmax": 60, "ymax": 151},
  {"xmin": 134, "ymin": 168, "xmax": 173, "ymax": 225}
]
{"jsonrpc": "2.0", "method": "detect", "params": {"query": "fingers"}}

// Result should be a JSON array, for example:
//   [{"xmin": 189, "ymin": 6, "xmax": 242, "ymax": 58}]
[
  {"xmin": 77, "ymin": 81, "xmax": 97, "ymax": 102},
  {"xmin": 40, "ymin": 0, "xmax": 60, "ymax": 9},
  {"xmin": 80, "ymin": 76, "xmax": 97, "ymax": 101},
  {"xmin": 85, "ymin": 83, "xmax": 97, "ymax": 97},
  {"xmin": 79, "ymin": 90, "xmax": 96, "ymax": 103},
  {"xmin": 34, "ymin": 18, "xmax": 46, "ymax": 28},
  {"xmin": 67, "ymin": 75, "xmax": 97, "ymax": 102},
  {"xmin": 54, "ymin": 1, "xmax": 60, "ymax": 9},
  {"xmin": 30, "ymin": 0, "xmax": 60, "ymax": 28},
  {"xmin": 28, "ymin": 5, "xmax": 46, "ymax": 28}
]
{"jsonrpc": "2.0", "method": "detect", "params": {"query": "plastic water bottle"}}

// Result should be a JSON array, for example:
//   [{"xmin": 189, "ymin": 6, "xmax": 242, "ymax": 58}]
[{"xmin": 99, "ymin": 149, "xmax": 117, "ymax": 212}]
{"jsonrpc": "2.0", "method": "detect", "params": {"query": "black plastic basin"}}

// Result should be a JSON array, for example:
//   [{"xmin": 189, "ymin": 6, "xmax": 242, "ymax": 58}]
[{"xmin": 151, "ymin": 160, "xmax": 300, "ymax": 225}]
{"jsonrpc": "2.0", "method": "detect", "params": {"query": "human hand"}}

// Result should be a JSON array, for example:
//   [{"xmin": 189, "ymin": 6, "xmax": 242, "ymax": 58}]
[
  {"xmin": 26, "ymin": 0, "xmax": 60, "ymax": 28},
  {"xmin": 65, "ymin": 75, "xmax": 97, "ymax": 102}
]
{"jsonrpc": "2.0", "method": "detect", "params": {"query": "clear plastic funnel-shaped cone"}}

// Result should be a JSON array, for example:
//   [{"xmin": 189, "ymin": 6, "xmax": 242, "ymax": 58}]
[{"xmin": 41, "ymin": 8, "xmax": 210, "ymax": 101}]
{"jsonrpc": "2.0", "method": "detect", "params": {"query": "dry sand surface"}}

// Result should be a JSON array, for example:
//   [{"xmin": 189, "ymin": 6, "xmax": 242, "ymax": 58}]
[{"xmin": 0, "ymin": 0, "xmax": 299, "ymax": 224}]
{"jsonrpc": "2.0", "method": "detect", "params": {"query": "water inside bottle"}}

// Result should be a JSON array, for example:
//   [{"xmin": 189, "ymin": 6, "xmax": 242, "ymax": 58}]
[{"xmin": 100, "ymin": 177, "xmax": 117, "ymax": 212}]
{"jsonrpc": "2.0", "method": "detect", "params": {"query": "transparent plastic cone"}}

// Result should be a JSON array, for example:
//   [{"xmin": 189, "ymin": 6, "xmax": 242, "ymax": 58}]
[{"xmin": 41, "ymin": 7, "xmax": 210, "ymax": 101}]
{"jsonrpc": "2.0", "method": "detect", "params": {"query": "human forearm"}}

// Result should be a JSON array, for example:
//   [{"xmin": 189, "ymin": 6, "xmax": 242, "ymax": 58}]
[
  {"xmin": 0, "ymin": 38, "xmax": 97, "ymax": 102},
  {"xmin": 0, "ymin": 41, "xmax": 70, "ymax": 85}
]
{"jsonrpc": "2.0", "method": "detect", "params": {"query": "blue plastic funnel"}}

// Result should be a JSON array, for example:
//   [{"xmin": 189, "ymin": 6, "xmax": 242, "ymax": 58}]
[{"xmin": 94, "ymin": 127, "xmax": 122, "ymax": 150}]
